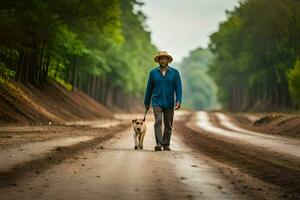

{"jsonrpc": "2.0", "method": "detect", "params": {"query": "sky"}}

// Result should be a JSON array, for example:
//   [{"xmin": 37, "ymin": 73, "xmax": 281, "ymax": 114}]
[{"xmin": 140, "ymin": 0, "xmax": 240, "ymax": 62}]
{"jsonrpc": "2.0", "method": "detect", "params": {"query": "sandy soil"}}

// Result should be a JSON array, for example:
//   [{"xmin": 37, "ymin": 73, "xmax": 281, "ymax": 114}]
[
  {"xmin": 0, "ymin": 80, "xmax": 113, "ymax": 125},
  {"xmin": 227, "ymin": 112, "xmax": 300, "ymax": 138},
  {"xmin": 0, "ymin": 116, "xmax": 283, "ymax": 199},
  {"xmin": 198, "ymin": 112, "xmax": 300, "ymax": 158},
  {"xmin": 0, "ymin": 119, "xmax": 130, "ymax": 186},
  {"xmin": 0, "ymin": 119, "xmax": 124, "ymax": 149},
  {"xmin": 0, "ymin": 112, "xmax": 297, "ymax": 199},
  {"xmin": 175, "ymin": 111, "xmax": 300, "ymax": 199}
]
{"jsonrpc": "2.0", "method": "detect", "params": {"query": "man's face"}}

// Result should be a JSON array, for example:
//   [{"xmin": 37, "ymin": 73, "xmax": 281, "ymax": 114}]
[{"xmin": 158, "ymin": 56, "xmax": 169, "ymax": 67}]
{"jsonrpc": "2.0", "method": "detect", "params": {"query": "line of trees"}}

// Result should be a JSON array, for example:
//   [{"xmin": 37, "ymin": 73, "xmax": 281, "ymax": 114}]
[
  {"xmin": 0, "ymin": 0, "xmax": 157, "ymax": 109},
  {"xmin": 179, "ymin": 47, "xmax": 219, "ymax": 110},
  {"xmin": 209, "ymin": 0, "xmax": 300, "ymax": 111}
]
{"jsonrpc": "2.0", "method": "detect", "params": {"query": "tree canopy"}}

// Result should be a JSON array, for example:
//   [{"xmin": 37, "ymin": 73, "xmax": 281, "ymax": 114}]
[
  {"xmin": 209, "ymin": 0, "xmax": 300, "ymax": 111},
  {"xmin": 0, "ymin": 0, "xmax": 157, "ymax": 108},
  {"xmin": 179, "ymin": 47, "xmax": 219, "ymax": 110}
]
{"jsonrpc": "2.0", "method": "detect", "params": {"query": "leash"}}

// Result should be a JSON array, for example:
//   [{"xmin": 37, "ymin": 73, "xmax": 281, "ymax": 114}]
[{"xmin": 142, "ymin": 108, "xmax": 149, "ymax": 122}]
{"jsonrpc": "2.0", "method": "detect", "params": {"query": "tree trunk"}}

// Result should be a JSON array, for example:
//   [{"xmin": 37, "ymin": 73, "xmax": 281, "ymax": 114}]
[{"xmin": 72, "ymin": 56, "xmax": 77, "ymax": 91}]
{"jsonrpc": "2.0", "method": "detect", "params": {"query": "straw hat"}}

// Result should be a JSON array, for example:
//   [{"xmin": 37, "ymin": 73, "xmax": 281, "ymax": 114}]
[{"xmin": 154, "ymin": 51, "xmax": 173, "ymax": 63}]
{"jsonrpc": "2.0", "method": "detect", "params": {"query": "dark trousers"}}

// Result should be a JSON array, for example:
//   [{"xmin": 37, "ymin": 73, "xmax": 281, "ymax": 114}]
[{"xmin": 153, "ymin": 106, "xmax": 174, "ymax": 147}]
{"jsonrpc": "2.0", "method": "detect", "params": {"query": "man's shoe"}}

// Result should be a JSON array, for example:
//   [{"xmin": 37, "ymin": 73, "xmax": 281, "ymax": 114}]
[
  {"xmin": 154, "ymin": 146, "xmax": 162, "ymax": 151},
  {"xmin": 163, "ymin": 146, "xmax": 171, "ymax": 151}
]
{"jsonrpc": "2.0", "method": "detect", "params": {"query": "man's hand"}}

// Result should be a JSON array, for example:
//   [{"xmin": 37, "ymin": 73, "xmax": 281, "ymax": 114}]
[{"xmin": 174, "ymin": 102, "xmax": 181, "ymax": 110}]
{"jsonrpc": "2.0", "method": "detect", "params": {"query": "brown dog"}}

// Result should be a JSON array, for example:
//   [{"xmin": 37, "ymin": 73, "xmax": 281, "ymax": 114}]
[{"xmin": 132, "ymin": 119, "xmax": 147, "ymax": 149}]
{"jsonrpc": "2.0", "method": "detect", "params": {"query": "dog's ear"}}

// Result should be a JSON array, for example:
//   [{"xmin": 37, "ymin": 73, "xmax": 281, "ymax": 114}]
[{"xmin": 132, "ymin": 119, "xmax": 137, "ymax": 123}]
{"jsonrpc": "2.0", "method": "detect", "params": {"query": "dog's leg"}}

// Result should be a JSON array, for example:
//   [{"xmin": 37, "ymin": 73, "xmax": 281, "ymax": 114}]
[
  {"xmin": 134, "ymin": 133, "xmax": 138, "ymax": 149},
  {"xmin": 139, "ymin": 131, "xmax": 145, "ymax": 149}
]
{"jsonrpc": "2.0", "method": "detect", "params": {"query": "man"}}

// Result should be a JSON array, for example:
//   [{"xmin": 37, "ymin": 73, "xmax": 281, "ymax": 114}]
[{"xmin": 144, "ymin": 51, "xmax": 182, "ymax": 151}]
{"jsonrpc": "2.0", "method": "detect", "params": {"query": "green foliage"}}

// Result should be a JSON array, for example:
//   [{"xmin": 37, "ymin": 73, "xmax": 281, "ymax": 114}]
[
  {"xmin": 56, "ymin": 77, "xmax": 73, "ymax": 91},
  {"xmin": 115, "ymin": 0, "xmax": 157, "ymax": 96},
  {"xmin": 0, "ymin": 64, "xmax": 15, "ymax": 80},
  {"xmin": 209, "ymin": 0, "xmax": 300, "ymax": 111},
  {"xmin": 287, "ymin": 59, "xmax": 300, "ymax": 108},
  {"xmin": 0, "ymin": 0, "xmax": 157, "ymax": 106},
  {"xmin": 0, "ymin": 74, "xmax": 16, "ymax": 91},
  {"xmin": 47, "ymin": 0, "xmax": 157, "ymax": 97},
  {"xmin": 180, "ymin": 48, "xmax": 219, "ymax": 110}
]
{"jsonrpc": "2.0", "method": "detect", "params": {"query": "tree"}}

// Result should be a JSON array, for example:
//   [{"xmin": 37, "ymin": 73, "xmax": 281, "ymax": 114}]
[
  {"xmin": 180, "ymin": 47, "xmax": 219, "ymax": 110},
  {"xmin": 0, "ymin": 0, "xmax": 157, "ymax": 109},
  {"xmin": 209, "ymin": 0, "xmax": 299, "ymax": 111}
]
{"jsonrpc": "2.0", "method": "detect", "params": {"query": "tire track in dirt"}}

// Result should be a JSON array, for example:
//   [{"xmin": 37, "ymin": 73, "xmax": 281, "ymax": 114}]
[
  {"xmin": 0, "ymin": 119, "xmax": 253, "ymax": 200},
  {"xmin": 208, "ymin": 112, "xmax": 300, "ymax": 170},
  {"xmin": 174, "ymin": 112, "xmax": 300, "ymax": 199},
  {"xmin": 0, "ymin": 122, "xmax": 131, "ymax": 188}
]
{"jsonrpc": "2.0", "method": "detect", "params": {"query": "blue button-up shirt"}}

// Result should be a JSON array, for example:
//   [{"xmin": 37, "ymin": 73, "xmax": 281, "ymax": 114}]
[{"xmin": 144, "ymin": 66, "xmax": 182, "ymax": 108}]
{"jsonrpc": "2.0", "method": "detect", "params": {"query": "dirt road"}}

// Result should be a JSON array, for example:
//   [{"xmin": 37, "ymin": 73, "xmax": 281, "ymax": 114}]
[{"xmin": 0, "ymin": 112, "xmax": 299, "ymax": 200}]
